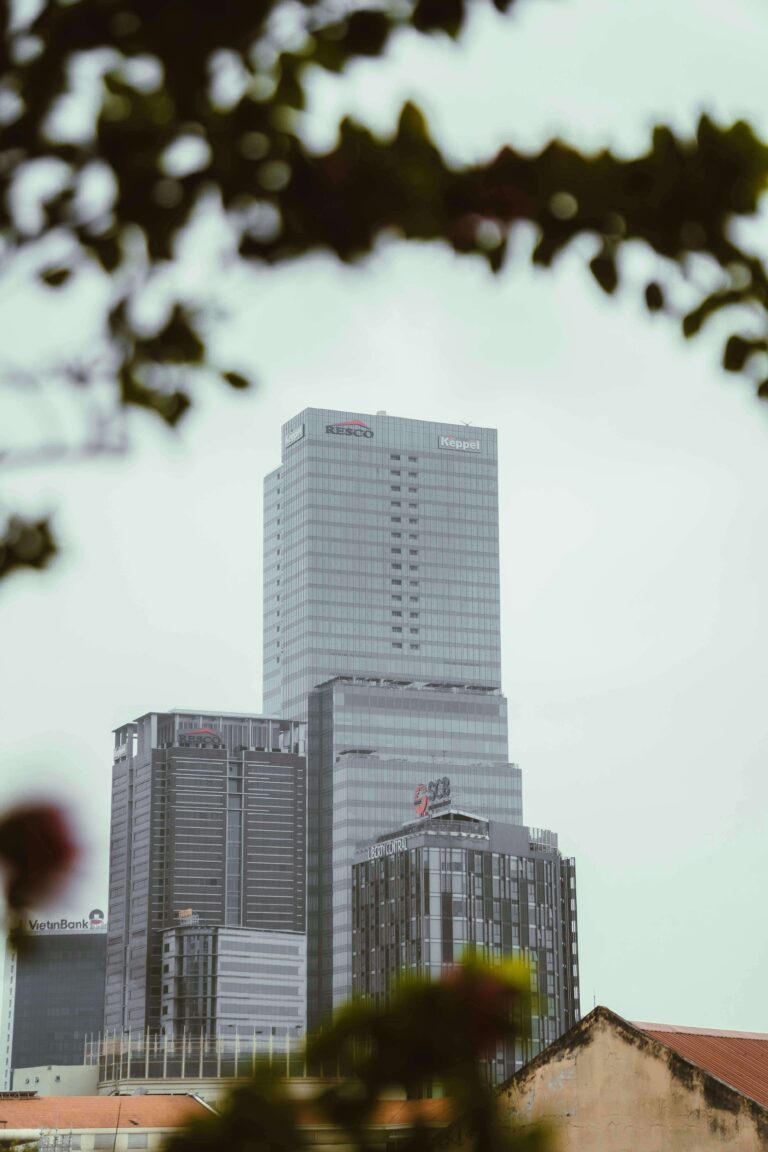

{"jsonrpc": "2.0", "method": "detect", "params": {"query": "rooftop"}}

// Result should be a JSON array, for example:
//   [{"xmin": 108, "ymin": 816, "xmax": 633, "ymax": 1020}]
[
  {"xmin": 634, "ymin": 1021, "xmax": 768, "ymax": 1109},
  {"xmin": 0, "ymin": 1095, "xmax": 212, "ymax": 1131}
]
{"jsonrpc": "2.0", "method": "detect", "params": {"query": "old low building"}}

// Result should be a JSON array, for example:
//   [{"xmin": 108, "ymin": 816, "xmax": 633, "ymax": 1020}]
[{"xmin": 498, "ymin": 1006, "xmax": 768, "ymax": 1151}]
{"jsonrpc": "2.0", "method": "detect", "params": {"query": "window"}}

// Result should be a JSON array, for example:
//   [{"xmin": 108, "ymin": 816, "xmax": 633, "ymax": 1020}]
[
  {"xmin": 392, "ymin": 563, "xmax": 401, "ymax": 569},
  {"xmin": 410, "ymin": 595, "xmax": 419, "ymax": 602},
  {"xmin": 392, "ymin": 594, "xmax": 402, "ymax": 602},
  {"xmin": 391, "ymin": 532, "xmax": 401, "ymax": 538},
  {"xmin": 393, "ymin": 642, "xmax": 402, "ymax": 649},
  {"xmin": 390, "ymin": 469, "xmax": 401, "ymax": 476},
  {"xmin": 408, "ymin": 487, "xmax": 417, "ymax": 493},
  {"xmin": 391, "ymin": 454, "xmax": 401, "ymax": 460},
  {"xmin": 409, "ymin": 643, "xmax": 420, "ymax": 650},
  {"xmin": 391, "ymin": 516, "xmax": 401, "ymax": 523},
  {"xmin": 392, "ymin": 579, "xmax": 402, "ymax": 586},
  {"xmin": 410, "ymin": 627, "xmax": 419, "ymax": 634},
  {"xmin": 408, "ymin": 471, "xmax": 417, "ymax": 478},
  {"xmin": 393, "ymin": 610, "xmax": 402, "ymax": 617},
  {"xmin": 409, "ymin": 549, "xmax": 418, "ymax": 555},
  {"xmin": 409, "ymin": 580, "xmax": 418, "ymax": 587},
  {"xmin": 409, "ymin": 565, "xmax": 418, "ymax": 571},
  {"xmin": 408, "ymin": 534, "xmax": 418, "ymax": 540},
  {"xmin": 391, "ymin": 547, "xmax": 401, "ymax": 554},
  {"xmin": 391, "ymin": 500, "xmax": 401, "ymax": 507},
  {"xmin": 390, "ymin": 485, "xmax": 401, "ymax": 492},
  {"xmin": 392, "ymin": 626, "xmax": 402, "ymax": 633}
]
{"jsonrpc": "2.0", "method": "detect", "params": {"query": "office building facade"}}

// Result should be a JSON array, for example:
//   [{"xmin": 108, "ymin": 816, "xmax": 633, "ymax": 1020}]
[
  {"xmin": 352, "ymin": 810, "xmax": 579, "ymax": 1081},
  {"xmin": 263, "ymin": 410, "xmax": 503, "ymax": 721},
  {"xmin": 106, "ymin": 711, "xmax": 306, "ymax": 1037},
  {"xmin": 5, "ymin": 921, "xmax": 107, "ymax": 1076},
  {"xmin": 308, "ymin": 677, "xmax": 523, "ymax": 1025},
  {"xmin": 160, "ymin": 917, "xmax": 305, "ymax": 1042}
]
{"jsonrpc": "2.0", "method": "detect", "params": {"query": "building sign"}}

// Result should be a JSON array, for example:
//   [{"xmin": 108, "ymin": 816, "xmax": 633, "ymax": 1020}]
[
  {"xmin": 438, "ymin": 435, "xmax": 481, "ymax": 452},
  {"xmin": 326, "ymin": 419, "xmax": 374, "ymax": 439},
  {"xmin": 368, "ymin": 836, "xmax": 407, "ymax": 861},
  {"xmin": 284, "ymin": 423, "xmax": 304, "ymax": 448},
  {"xmin": 414, "ymin": 776, "xmax": 451, "ymax": 817},
  {"xmin": 26, "ymin": 910, "xmax": 107, "ymax": 933}
]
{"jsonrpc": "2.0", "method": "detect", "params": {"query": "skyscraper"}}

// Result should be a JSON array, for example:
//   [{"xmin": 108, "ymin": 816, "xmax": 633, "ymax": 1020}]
[
  {"xmin": 261, "ymin": 410, "xmax": 562, "ymax": 1030},
  {"xmin": 105, "ymin": 711, "xmax": 306, "ymax": 1039},
  {"xmin": 263, "ymin": 410, "xmax": 503, "ymax": 721},
  {"xmin": 308, "ymin": 677, "xmax": 522, "ymax": 1024}
]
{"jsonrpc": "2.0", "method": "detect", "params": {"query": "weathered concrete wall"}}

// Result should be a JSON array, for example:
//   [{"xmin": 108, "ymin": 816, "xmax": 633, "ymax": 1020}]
[{"xmin": 500, "ymin": 1011, "xmax": 768, "ymax": 1152}]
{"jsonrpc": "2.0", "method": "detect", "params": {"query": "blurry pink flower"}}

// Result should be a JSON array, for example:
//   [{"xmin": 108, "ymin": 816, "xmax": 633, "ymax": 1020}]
[{"xmin": 0, "ymin": 803, "xmax": 78, "ymax": 910}]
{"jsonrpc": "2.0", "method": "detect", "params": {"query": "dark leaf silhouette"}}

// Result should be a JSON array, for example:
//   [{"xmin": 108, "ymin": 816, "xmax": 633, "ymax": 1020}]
[{"xmin": 3, "ymin": 0, "xmax": 768, "ymax": 584}]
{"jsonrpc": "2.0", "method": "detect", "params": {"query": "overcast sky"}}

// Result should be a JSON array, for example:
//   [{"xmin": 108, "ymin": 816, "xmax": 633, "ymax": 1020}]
[{"xmin": 1, "ymin": 0, "xmax": 767, "ymax": 1031}]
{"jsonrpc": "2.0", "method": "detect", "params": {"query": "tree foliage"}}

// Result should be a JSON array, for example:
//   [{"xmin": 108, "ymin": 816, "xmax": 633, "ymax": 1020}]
[{"xmin": 2, "ymin": 0, "xmax": 768, "ymax": 579}]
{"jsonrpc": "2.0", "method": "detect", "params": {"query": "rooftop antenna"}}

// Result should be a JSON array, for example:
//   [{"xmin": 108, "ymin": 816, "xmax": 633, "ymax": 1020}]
[{"xmin": 460, "ymin": 420, "xmax": 472, "ymax": 426}]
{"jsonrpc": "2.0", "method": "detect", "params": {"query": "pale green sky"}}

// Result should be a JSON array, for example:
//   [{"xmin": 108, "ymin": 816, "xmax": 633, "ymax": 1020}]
[{"xmin": 1, "ymin": 0, "xmax": 767, "ymax": 1031}]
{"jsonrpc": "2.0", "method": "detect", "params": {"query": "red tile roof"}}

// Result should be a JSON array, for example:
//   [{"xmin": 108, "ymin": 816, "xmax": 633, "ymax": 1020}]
[
  {"xmin": 635, "ymin": 1022, "xmax": 768, "ymax": 1108},
  {"xmin": 0, "ymin": 1095, "xmax": 211, "ymax": 1131}
]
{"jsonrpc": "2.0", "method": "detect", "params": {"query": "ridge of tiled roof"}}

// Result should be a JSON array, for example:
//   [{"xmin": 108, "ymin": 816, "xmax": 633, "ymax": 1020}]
[
  {"xmin": 635, "ymin": 1022, "xmax": 768, "ymax": 1109},
  {"xmin": 634, "ymin": 1022, "xmax": 768, "ymax": 1041}
]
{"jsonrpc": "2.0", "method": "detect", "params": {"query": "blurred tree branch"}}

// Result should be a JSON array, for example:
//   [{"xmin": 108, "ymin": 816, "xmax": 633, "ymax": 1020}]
[
  {"xmin": 3, "ymin": 0, "xmax": 768, "ymax": 580},
  {"xmin": 165, "ymin": 958, "xmax": 551, "ymax": 1152}
]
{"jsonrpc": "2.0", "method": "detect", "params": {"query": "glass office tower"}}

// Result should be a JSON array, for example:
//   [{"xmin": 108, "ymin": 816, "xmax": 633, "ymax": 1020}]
[
  {"xmin": 308, "ymin": 677, "xmax": 522, "ymax": 1026},
  {"xmin": 106, "ymin": 711, "xmax": 306, "ymax": 1036},
  {"xmin": 263, "ymin": 410, "xmax": 503, "ymax": 721}
]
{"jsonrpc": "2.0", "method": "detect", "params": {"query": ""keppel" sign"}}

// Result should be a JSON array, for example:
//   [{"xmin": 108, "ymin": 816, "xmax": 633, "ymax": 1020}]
[
  {"xmin": 439, "ymin": 435, "xmax": 481, "ymax": 452},
  {"xmin": 284, "ymin": 423, "xmax": 304, "ymax": 448}
]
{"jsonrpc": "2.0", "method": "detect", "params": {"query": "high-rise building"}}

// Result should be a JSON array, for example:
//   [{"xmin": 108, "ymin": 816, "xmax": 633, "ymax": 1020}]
[
  {"xmin": 105, "ymin": 711, "xmax": 306, "ymax": 1039},
  {"xmin": 263, "ymin": 410, "xmax": 502, "ymax": 721},
  {"xmin": 1, "ymin": 915, "xmax": 107, "ymax": 1083},
  {"xmin": 261, "ymin": 409, "xmax": 553, "ymax": 1029},
  {"xmin": 308, "ymin": 677, "xmax": 522, "ymax": 1025},
  {"xmin": 352, "ymin": 810, "xmax": 579, "ymax": 1081}
]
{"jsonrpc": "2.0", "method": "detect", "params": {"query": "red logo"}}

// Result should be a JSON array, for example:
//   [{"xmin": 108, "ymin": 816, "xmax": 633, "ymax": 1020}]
[{"xmin": 414, "ymin": 784, "xmax": 429, "ymax": 817}]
